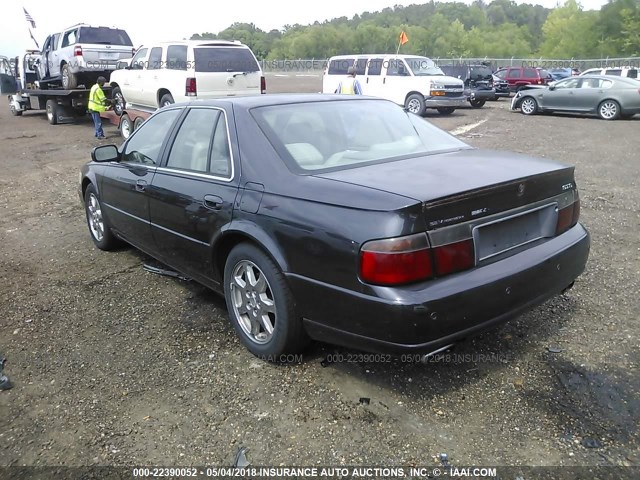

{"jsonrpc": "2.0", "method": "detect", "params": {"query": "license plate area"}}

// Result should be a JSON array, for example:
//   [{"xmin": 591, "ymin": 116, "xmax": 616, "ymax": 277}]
[{"xmin": 473, "ymin": 203, "xmax": 557, "ymax": 263}]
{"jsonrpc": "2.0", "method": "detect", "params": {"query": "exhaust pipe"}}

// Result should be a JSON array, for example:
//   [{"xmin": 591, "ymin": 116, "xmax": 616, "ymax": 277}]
[{"xmin": 421, "ymin": 343, "xmax": 456, "ymax": 362}]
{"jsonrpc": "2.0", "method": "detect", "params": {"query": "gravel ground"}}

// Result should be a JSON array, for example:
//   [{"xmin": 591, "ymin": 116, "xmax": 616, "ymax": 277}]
[{"xmin": 0, "ymin": 75, "xmax": 638, "ymax": 475}]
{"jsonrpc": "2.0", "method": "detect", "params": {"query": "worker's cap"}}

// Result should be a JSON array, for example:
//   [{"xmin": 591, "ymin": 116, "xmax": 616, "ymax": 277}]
[
  {"xmin": 97, "ymin": 76, "xmax": 107, "ymax": 84},
  {"xmin": 347, "ymin": 66, "xmax": 356, "ymax": 75}
]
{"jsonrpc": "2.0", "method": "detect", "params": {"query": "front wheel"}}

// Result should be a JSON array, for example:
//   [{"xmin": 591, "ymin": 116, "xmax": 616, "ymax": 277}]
[
  {"xmin": 84, "ymin": 184, "xmax": 120, "ymax": 250},
  {"xmin": 437, "ymin": 107, "xmax": 455, "ymax": 115},
  {"xmin": 520, "ymin": 97, "xmax": 538, "ymax": 115},
  {"xmin": 224, "ymin": 243, "xmax": 308, "ymax": 359},
  {"xmin": 598, "ymin": 100, "xmax": 621, "ymax": 120},
  {"xmin": 159, "ymin": 93, "xmax": 174, "ymax": 108},
  {"xmin": 404, "ymin": 93, "xmax": 426, "ymax": 116},
  {"xmin": 112, "ymin": 86, "xmax": 125, "ymax": 116}
]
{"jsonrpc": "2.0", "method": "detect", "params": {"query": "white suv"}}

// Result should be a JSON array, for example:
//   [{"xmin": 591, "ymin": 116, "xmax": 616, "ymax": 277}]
[
  {"xmin": 322, "ymin": 54, "xmax": 465, "ymax": 115},
  {"xmin": 109, "ymin": 40, "xmax": 265, "ymax": 112},
  {"xmin": 580, "ymin": 66, "xmax": 638, "ymax": 79},
  {"xmin": 37, "ymin": 24, "xmax": 134, "ymax": 89}
]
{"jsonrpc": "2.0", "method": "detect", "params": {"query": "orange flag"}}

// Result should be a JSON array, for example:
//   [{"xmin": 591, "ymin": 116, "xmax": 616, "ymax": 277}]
[{"xmin": 399, "ymin": 31, "xmax": 409, "ymax": 45}]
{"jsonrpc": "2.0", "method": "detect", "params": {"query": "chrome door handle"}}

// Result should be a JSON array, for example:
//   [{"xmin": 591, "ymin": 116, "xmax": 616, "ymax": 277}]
[
  {"xmin": 204, "ymin": 194, "xmax": 223, "ymax": 210},
  {"xmin": 135, "ymin": 179, "xmax": 147, "ymax": 192}
]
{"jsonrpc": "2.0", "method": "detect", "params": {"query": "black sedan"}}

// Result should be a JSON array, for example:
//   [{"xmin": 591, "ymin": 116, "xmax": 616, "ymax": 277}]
[{"xmin": 80, "ymin": 95, "xmax": 590, "ymax": 360}]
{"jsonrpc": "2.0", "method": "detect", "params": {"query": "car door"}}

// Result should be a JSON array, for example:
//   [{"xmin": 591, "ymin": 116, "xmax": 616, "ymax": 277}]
[
  {"xmin": 148, "ymin": 106, "xmax": 239, "ymax": 279},
  {"xmin": 364, "ymin": 57, "xmax": 383, "ymax": 97},
  {"xmin": 38, "ymin": 36, "xmax": 52, "ymax": 79},
  {"xmin": 122, "ymin": 47, "xmax": 148, "ymax": 105},
  {"xmin": 572, "ymin": 77, "xmax": 609, "ymax": 111},
  {"xmin": 382, "ymin": 58, "xmax": 411, "ymax": 105},
  {"xmin": 99, "ymin": 108, "xmax": 182, "ymax": 250},
  {"xmin": 49, "ymin": 33, "xmax": 62, "ymax": 79},
  {"xmin": 543, "ymin": 77, "xmax": 581, "ymax": 110},
  {"xmin": 142, "ymin": 46, "xmax": 163, "ymax": 107}
]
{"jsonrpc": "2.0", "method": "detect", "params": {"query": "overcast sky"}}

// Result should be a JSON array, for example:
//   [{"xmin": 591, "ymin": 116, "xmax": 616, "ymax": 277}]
[{"xmin": 1, "ymin": 0, "xmax": 609, "ymax": 57}]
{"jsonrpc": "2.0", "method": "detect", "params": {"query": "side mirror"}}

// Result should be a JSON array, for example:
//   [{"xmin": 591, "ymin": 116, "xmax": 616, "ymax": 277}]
[{"xmin": 91, "ymin": 145, "xmax": 119, "ymax": 163}]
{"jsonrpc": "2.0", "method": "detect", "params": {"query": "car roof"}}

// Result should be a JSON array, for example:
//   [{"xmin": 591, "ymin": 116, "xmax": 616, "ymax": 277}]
[
  {"xmin": 172, "ymin": 93, "xmax": 392, "ymax": 110},
  {"xmin": 140, "ymin": 40, "xmax": 246, "ymax": 47}
]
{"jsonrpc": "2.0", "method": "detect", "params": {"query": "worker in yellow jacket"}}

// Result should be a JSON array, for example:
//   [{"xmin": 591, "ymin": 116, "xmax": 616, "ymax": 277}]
[
  {"xmin": 335, "ymin": 66, "xmax": 363, "ymax": 95},
  {"xmin": 88, "ymin": 76, "xmax": 111, "ymax": 139}
]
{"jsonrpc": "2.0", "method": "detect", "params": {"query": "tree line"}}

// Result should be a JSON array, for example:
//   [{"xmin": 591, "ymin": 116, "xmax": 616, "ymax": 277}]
[{"xmin": 191, "ymin": 0, "xmax": 640, "ymax": 59}]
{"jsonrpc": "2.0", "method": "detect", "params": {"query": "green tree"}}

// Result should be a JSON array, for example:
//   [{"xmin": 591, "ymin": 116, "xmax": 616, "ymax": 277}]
[{"xmin": 538, "ymin": 0, "xmax": 598, "ymax": 58}]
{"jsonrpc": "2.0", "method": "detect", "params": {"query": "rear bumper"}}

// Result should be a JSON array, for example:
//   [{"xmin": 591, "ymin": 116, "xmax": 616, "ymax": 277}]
[
  {"xmin": 468, "ymin": 89, "xmax": 497, "ymax": 101},
  {"xmin": 289, "ymin": 224, "xmax": 590, "ymax": 354}
]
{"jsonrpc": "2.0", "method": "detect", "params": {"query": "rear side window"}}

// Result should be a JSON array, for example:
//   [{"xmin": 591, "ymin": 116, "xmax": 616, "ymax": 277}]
[
  {"xmin": 148, "ymin": 47, "xmax": 162, "ymax": 70},
  {"xmin": 166, "ymin": 108, "xmax": 231, "ymax": 177},
  {"xmin": 78, "ymin": 27, "xmax": 133, "ymax": 46},
  {"xmin": 194, "ymin": 47, "xmax": 259, "ymax": 73},
  {"xmin": 604, "ymin": 69, "xmax": 622, "ymax": 76},
  {"xmin": 61, "ymin": 30, "xmax": 78, "ymax": 48},
  {"xmin": 441, "ymin": 66, "xmax": 466, "ymax": 79},
  {"xmin": 628, "ymin": 69, "xmax": 638, "ymax": 78},
  {"xmin": 167, "ymin": 45, "xmax": 187, "ymax": 70},
  {"xmin": 367, "ymin": 58, "xmax": 383, "ymax": 76},
  {"xmin": 523, "ymin": 68, "xmax": 537, "ymax": 78},
  {"xmin": 328, "ymin": 58, "xmax": 354, "ymax": 75},
  {"xmin": 355, "ymin": 58, "xmax": 367, "ymax": 75}
]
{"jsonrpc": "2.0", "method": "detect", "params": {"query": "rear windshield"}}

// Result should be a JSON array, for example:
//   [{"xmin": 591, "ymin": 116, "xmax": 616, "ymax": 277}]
[
  {"xmin": 470, "ymin": 66, "xmax": 493, "ymax": 79},
  {"xmin": 194, "ymin": 47, "xmax": 259, "ymax": 73},
  {"xmin": 440, "ymin": 66, "xmax": 466, "ymax": 78},
  {"xmin": 251, "ymin": 100, "xmax": 469, "ymax": 172},
  {"xmin": 78, "ymin": 27, "xmax": 132, "ymax": 46}
]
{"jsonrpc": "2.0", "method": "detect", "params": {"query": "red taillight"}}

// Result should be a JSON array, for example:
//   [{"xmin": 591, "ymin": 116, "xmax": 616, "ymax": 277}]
[
  {"xmin": 360, "ymin": 233, "xmax": 433, "ymax": 286},
  {"xmin": 555, "ymin": 194, "xmax": 580, "ymax": 235},
  {"xmin": 74, "ymin": 46, "xmax": 82, "ymax": 57},
  {"xmin": 186, "ymin": 77, "xmax": 197, "ymax": 96},
  {"xmin": 433, "ymin": 239, "xmax": 475, "ymax": 276},
  {"xmin": 260, "ymin": 76, "xmax": 266, "ymax": 94}
]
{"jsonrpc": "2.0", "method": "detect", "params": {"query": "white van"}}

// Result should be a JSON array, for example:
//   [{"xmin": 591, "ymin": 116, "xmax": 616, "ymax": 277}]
[
  {"xmin": 323, "ymin": 54, "xmax": 465, "ymax": 115},
  {"xmin": 109, "ymin": 40, "xmax": 265, "ymax": 112},
  {"xmin": 580, "ymin": 66, "xmax": 638, "ymax": 79}
]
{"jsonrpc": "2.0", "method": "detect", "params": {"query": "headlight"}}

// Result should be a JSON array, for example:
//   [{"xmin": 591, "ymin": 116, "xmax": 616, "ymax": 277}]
[{"xmin": 431, "ymin": 83, "xmax": 444, "ymax": 90}]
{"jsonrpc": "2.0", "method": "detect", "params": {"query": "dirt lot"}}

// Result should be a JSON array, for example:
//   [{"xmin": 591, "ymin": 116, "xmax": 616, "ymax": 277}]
[{"xmin": 0, "ymin": 74, "xmax": 638, "ymax": 475}]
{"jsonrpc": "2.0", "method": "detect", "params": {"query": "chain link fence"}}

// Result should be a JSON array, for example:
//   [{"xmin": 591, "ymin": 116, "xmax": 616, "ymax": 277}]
[{"xmin": 261, "ymin": 57, "xmax": 640, "ymax": 73}]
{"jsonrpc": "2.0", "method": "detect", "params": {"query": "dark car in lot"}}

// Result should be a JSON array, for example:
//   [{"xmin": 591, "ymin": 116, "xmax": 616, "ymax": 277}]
[
  {"xmin": 80, "ymin": 95, "xmax": 590, "ymax": 360},
  {"xmin": 512, "ymin": 75, "xmax": 640, "ymax": 120},
  {"xmin": 440, "ymin": 64, "xmax": 497, "ymax": 107},
  {"xmin": 494, "ymin": 66, "xmax": 551, "ymax": 92}
]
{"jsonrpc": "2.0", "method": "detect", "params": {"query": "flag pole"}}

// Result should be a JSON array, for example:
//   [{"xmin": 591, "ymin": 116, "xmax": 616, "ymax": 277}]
[{"xmin": 396, "ymin": 41, "xmax": 401, "ymax": 55}]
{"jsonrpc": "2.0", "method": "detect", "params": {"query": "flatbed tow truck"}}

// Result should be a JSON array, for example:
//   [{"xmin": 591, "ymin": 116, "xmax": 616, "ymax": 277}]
[
  {"xmin": 8, "ymin": 50, "xmax": 111, "ymax": 125},
  {"xmin": 100, "ymin": 103, "xmax": 153, "ymax": 139}
]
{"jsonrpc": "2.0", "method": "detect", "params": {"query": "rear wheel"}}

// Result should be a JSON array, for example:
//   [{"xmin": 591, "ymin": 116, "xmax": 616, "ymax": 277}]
[
  {"xmin": 159, "ymin": 93, "xmax": 174, "ymax": 108},
  {"xmin": 223, "ymin": 243, "xmax": 308, "ymax": 359},
  {"xmin": 45, "ymin": 99, "xmax": 59, "ymax": 125},
  {"xmin": 470, "ymin": 98, "xmax": 485, "ymax": 108},
  {"xmin": 437, "ymin": 107, "xmax": 455, "ymax": 115},
  {"xmin": 404, "ymin": 93, "xmax": 426, "ymax": 116},
  {"xmin": 520, "ymin": 97, "xmax": 538, "ymax": 115},
  {"xmin": 133, "ymin": 116, "xmax": 145, "ymax": 130},
  {"xmin": 61, "ymin": 64, "xmax": 78, "ymax": 89},
  {"xmin": 598, "ymin": 100, "xmax": 621, "ymax": 120},
  {"xmin": 120, "ymin": 113, "xmax": 133, "ymax": 139}
]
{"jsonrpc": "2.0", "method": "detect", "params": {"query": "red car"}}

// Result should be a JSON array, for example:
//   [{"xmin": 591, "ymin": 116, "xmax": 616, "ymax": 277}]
[{"xmin": 493, "ymin": 67, "xmax": 551, "ymax": 92}]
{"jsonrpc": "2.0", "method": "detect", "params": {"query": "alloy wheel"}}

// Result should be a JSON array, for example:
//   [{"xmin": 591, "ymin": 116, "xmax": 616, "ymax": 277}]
[
  {"xmin": 87, "ymin": 193, "xmax": 104, "ymax": 242},
  {"xmin": 521, "ymin": 98, "xmax": 536, "ymax": 114},
  {"xmin": 599, "ymin": 101, "xmax": 617, "ymax": 120}
]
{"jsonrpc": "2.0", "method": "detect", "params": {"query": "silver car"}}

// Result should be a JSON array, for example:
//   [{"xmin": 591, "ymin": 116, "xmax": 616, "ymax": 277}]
[
  {"xmin": 37, "ymin": 24, "xmax": 134, "ymax": 89},
  {"xmin": 511, "ymin": 75, "xmax": 640, "ymax": 120}
]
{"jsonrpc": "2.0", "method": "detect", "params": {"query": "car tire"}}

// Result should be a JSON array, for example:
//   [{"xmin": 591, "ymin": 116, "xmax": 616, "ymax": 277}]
[
  {"xmin": 437, "ymin": 107, "xmax": 455, "ymax": 115},
  {"xmin": 9, "ymin": 102, "xmax": 22, "ymax": 116},
  {"xmin": 520, "ymin": 97, "xmax": 538, "ymax": 115},
  {"xmin": 112, "ymin": 87, "xmax": 125, "ymax": 116},
  {"xmin": 159, "ymin": 93, "xmax": 174, "ymax": 108},
  {"xmin": 120, "ymin": 113, "xmax": 133, "ymax": 140},
  {"xmin": 61, "ymin": 64, "xmax": 78, "ymax": 89},
  {"xmin": 404, "ymin": 93, "xmax": 426, "ymax": 116},
  {"xmin": 598, "ymin": 100, "xmax": 621, "ymax": 120},
  {"xmin": 224, "ymin": 243, "xmax": 309, "ymax": 360},
  {"xmin": 470, "ymin": 99, "xmax": 485, "ymax": 108},
  {"xmin": 133, "ymin": 117, "xmax": 145, "ymax": 130},
  {"xmin": 45, "ymin": 99, "xmax": 60, "ymax": 125},
  {"xmin": 84, "ymin": 184, "xmax": 120, "ymax": 251}
]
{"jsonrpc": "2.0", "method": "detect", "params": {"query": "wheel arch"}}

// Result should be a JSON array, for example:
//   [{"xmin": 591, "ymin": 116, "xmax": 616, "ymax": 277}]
[
  {"xmin": 157, "ymin": 88, "xmax": 172, "ymax": 106},
  {"xmin": 404, "ymin": 91, "xmax": 425, "ymax": 104},
  {"xmin": 213, "ymin": 223, "xmax": 289, "ymax": 284}
]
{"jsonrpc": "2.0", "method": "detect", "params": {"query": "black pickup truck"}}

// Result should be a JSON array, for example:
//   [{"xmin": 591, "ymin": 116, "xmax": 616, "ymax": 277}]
[{"xmin": 440, "ymin": 64, "xmax": 498, "ymax": 108}]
